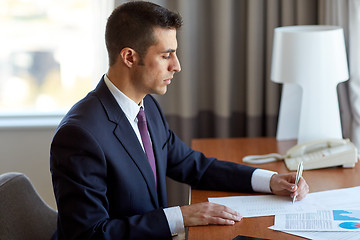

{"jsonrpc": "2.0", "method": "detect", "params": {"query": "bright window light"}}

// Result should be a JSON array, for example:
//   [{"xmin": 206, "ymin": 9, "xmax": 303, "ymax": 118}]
[{"xmin": 0, "ymin": 0, "xmax": 111, "ymax": 114}]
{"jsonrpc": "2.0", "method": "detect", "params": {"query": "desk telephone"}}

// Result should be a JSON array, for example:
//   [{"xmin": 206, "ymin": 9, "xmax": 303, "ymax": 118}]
[{"xmin": 243, "ymin": 138, "xmax": 358, "ymax": 171}]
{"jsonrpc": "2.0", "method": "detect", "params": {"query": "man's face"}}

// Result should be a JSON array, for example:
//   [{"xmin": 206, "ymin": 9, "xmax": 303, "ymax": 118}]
[{"xmin": 132, "ymin": 27, "xmax": 181, "ymax": 96}]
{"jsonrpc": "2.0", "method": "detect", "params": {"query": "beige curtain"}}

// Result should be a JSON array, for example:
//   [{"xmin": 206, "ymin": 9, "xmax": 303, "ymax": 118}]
[
  {"xmin": 348, "ymin": 0, "xmax": 360, "ymax": 154},
  {"xmin": 319, "ymin": 0, "xmax": 360, "ymax": 152}
]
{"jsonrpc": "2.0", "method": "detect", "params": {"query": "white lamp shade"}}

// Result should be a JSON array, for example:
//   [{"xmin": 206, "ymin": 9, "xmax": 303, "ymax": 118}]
[
  {"xmin": 271, "ymin": 25, "xmax": 349, "ymax": 86},
  {"xmin": 271, "ymin": 25, "xmax": 349, "ymax": 143}
]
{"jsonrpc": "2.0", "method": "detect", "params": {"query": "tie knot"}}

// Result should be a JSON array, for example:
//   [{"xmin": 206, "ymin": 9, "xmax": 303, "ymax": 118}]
[{"xmin": 137, "ymin": 107, "xmax": 146, "ymax": 122}]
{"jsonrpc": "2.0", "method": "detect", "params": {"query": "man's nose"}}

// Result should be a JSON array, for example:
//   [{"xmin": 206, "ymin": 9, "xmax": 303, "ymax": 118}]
[{"xmin": 170, "ymin": 54, "xmax": 181, "ymax": 72}]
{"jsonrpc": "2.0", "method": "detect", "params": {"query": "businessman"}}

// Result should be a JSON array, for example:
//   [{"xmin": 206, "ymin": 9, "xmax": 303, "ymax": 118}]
[{"xmin": 50, "ymin": 1, "xmax": 309, "ymax": 240}]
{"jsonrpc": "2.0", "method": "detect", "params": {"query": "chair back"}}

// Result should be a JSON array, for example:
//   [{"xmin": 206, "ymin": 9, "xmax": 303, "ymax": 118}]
[{"xmin": 0, "ymin": 172, "xmax": 57, "ymax": 240}]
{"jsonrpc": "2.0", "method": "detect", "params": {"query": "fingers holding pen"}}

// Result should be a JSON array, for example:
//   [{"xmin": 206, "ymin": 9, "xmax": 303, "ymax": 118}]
[
  {"xmin": 291, "ymin": 177, "xmax": 309, "ymax": 201},
  {"xmin": 270, "ymin": 173, "xmax": 309, "ymax": 200}
]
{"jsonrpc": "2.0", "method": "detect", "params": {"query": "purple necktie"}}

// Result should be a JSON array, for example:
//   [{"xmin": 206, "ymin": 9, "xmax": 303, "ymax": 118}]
[{"xmin": 137, "ymin": 107, "xmax": 157, "ymax": 186}]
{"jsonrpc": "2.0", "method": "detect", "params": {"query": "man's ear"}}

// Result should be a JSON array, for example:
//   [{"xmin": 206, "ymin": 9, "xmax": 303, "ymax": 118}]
[{"xmin": 119, "ymin": 48, "xmax": 139, "ymax": 68}]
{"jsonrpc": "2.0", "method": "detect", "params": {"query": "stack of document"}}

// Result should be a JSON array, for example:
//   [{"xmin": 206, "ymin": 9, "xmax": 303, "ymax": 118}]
[{"xmin": 209, "ymin": 186, "xmax": 360, "ymax": 240}]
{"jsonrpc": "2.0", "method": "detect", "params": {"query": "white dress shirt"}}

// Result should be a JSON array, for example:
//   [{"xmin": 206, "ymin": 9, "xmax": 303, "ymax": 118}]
[{"xmin": 103, "ymin": 74, "xmax": 276, "ymax": 240}]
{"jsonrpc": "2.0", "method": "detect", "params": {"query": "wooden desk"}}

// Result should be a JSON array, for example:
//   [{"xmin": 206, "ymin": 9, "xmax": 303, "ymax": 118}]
[{"xmin": 189, "ymin": 138, "xmax": 360, "ymax": 240}]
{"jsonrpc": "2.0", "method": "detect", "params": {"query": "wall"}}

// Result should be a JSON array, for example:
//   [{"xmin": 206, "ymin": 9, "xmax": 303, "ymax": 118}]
[{"xmin": 0, "ymin": 126, "xmax": 57, "ymax": 209}]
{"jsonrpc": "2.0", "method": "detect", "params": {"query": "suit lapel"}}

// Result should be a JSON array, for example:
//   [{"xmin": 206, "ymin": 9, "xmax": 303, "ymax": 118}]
[
  {"xmin": 94, "ymin": 78, "xmax": 159, "ymax": 208},
  {"xmin": 113, "ymin": 120, "xmax": 159, "ymax": 207}
]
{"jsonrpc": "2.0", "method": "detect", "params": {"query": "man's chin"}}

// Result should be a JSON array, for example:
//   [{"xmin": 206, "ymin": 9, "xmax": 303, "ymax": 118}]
[{"xmin": 154, "ymin": 86, "xmax": 168, "ymax": 95}]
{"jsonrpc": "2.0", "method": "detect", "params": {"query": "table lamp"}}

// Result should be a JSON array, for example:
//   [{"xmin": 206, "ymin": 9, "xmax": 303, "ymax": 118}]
[{"xmin": 271, "ymin": 25, "xmax": 349, "ymax": 143}]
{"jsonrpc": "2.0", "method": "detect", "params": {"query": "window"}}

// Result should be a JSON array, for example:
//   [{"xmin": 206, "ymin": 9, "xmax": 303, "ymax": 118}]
[{"xmin": 0, "ymin": 0, "xmax": 112, "ymax": 115}]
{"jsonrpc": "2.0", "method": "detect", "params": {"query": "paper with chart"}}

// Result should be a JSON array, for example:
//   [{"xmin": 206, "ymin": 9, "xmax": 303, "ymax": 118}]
[
  {"xmin": 208, "ymin": 194, "xmax": 317, "ymax": 217},
  {"xmin": 270, "ymin": 187, "xmax": 360, "ymax": 240},
  {"xmin": 270, "ymin": 229, "xmax": 360, "ymax": 240},
  {"xmin": 272, "ymin": 210, "xmax": 360, "ymax": 231},
  {"xmin": 270, "ymin": 223, "xmax": 360, "ymax": 240}
]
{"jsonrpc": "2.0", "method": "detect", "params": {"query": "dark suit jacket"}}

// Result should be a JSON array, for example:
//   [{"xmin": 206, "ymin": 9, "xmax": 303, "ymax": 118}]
[{"xmin": 50, "ymin": 77, "xmax": 257, "ymax": 240}]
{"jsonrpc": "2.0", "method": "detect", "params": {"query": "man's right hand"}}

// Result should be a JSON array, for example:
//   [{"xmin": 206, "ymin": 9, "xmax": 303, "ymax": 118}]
[{"xmin": 180, "ymin": 202, "xmax": 242, "ymax": 227}]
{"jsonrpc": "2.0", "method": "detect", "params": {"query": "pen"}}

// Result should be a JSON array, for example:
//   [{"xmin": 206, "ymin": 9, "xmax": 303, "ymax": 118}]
[{"xmin": 292, "ymin": 161, "xmax": 303, "ymax": 204}]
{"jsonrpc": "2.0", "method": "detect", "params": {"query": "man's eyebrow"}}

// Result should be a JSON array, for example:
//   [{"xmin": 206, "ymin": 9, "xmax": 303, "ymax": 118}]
[{"xmin": 161, "ymin": 49, "xmax": 176, "ymax": 53}]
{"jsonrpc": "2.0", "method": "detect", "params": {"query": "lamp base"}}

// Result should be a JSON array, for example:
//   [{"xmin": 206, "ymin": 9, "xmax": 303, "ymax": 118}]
[
  {"xmin": 276, "ymin": 84, "xmax": 301, "ymax": 141},
  {"xmin": 276, "ymin": 83, "xmax": 343, "ymax": 144}
]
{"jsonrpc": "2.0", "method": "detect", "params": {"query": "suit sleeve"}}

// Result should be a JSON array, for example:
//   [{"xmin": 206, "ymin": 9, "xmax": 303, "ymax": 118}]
[
  {"xmin": 148, "ymin": 95, "xmax": 257, "ymax": 193},
  {"xmin": 164, "ymin": 130, "xmax": 257, "ymax": 192},
  {"xmin": 50, "ymin": 124, "xmax": 171, "ymax": 240}
]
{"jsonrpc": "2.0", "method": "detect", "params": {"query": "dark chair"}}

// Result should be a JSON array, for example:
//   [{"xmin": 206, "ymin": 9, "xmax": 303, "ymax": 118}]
[{"xmin": 0, "ymin": 172, "xmax": 57, "ymax": 240}]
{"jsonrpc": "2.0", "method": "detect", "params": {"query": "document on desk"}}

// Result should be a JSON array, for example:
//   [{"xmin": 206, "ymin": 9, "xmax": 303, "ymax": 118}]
[
  {"xmin": 279, "ymin": 231, "xmax": 360, "ymax": 240},
  {"xmin": 272, "ymin": 210, "xmax": 360, "ymax": 231},
  {"xmin": 208, "ymin": 186, "xmax": 360, "ymax": 218},
  {"xmin": 208, "ymin": 195, "xmax": 317, "ymax": 217},
  {"xmin": 307, "ymin": 186, "xmax": 360, "ymax": 209},
  {"xmin": 269, "ymin": 186, "xmax": 360, "ymax": 240}
]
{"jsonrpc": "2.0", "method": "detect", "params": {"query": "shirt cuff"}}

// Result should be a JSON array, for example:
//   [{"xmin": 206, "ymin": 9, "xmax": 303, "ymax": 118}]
[
  {"xmin": 251, "ymin": 169, "xmax": 277, "ymax": 193},
  {"xmin": 163, "ymin": 206, "xmax": 185, "ymax": 240}
]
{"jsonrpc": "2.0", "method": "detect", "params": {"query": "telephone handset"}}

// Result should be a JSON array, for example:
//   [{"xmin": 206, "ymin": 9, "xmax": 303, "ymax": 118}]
[{"xmin": 243, "ymin": 138, "xmax": 358, "ymax": 171}]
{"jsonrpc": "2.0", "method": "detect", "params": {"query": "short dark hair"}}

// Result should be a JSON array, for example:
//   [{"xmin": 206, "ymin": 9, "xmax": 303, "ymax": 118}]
[{"xmin": 105, "ymin": 1, "xmax": 183, "ymax": 66}]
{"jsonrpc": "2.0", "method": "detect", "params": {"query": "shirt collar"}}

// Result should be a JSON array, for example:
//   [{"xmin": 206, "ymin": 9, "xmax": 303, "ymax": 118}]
[{"xmin": 103, "ymin": 74, "xmax": 143, "ymax": 122}]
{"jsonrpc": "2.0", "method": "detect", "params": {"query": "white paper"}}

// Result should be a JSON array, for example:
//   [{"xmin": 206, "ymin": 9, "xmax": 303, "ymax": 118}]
[
  {"xmin": 208, "ymin": 194, "xmax": 317, "ymax": 217},
  {"xmin": 208, "ymin": 186, "xmax": 360, "ymax": 218},
  {"xmin": 307, "ymin": 186, "xmax": 360, "ymax": 209},
  {"xmin": 272, "ymin": 210, "xmax": 360, "ymax": 231}
]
